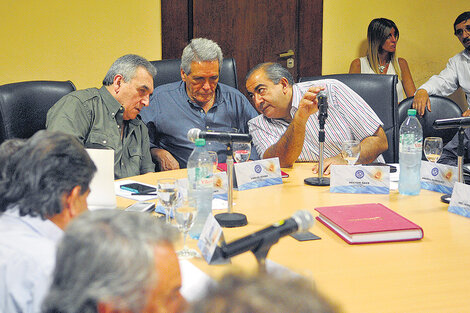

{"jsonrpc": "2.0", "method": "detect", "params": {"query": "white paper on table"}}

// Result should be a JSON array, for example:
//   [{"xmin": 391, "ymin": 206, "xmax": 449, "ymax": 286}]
[
  {"xmin": 114, "ymin": 179, "xmax": 158, "ymax": 201},
  {"xmin": 179, "ymin": 259, "xmax": 214, "ymax": 302}
]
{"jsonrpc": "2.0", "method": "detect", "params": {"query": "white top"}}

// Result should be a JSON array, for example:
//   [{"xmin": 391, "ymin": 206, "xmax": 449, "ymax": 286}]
[
  {"xmin": 248, "ymin": 79, "xmax": 385, "ymax": 163},
  {"xmin": 360, "ymin": 56, "xmax": 405, "ymax": 103},
  {"xmin": 418, "ymin": 49, "xmax": 470, "ymax": 109},
  {"xmin": 0, "ymin": 209, "xmax": 63, "ymax": 313}
]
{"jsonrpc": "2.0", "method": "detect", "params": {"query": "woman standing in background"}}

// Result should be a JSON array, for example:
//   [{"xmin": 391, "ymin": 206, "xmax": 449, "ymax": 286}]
[{"xmin": 349, "ymin": 18, "xmax": 416, "ymax": 103}]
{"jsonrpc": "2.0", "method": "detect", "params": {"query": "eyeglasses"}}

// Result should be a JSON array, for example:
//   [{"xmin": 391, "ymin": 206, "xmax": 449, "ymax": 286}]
[{"xmin": 455, "ymin": 25, "xmax": 470, "ymax": 37}]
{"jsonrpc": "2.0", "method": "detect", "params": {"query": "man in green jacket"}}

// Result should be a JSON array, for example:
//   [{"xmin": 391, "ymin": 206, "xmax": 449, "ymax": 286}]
[{"xmin": 47, "ymin": 54, "xmax": 156, "ymax": 179}]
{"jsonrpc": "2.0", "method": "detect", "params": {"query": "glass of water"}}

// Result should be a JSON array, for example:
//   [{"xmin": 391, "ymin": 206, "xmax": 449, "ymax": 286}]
[
  {"xmin": 157, "ymin": 178, "xmax": 178, "ymax": 224},
  {"xmin": 175, "ymin": 199, "xmax": 199, "ymax": 259},
  {"xmin": 233, "ymin": 142, "xmax": 251, "ymax": 163},
  {"xmin": 341, "ymin": 140, "xmax": 361, "ymax": 165},
  {"xmin": 424, "ymin": 137, "xmax": 443, "ymax": 163}
]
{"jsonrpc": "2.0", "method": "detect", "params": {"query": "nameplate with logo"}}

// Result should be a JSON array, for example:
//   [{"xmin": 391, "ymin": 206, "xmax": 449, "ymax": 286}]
[
  {"xmin": 421, "ymin": 161, "xmax": 457, "ymax": 194},
  {"xmin": 234, "ymin": 157, "xmax": 283, "ymax": 191},
  {"xmin": 448, "ymin": 182, "xmax": 470, "ymax": 218},
  {"xmin": 330, "ymin": 165, "xmax": 390, "ymax": 194},
  {"xmin": 198, "ymin": 214, "xmax": 229, "ymax": 264}
]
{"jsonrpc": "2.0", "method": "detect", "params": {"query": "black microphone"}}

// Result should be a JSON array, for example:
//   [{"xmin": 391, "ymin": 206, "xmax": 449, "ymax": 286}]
[
  {"xmin": 187, "ymin": 128, "xmax": 252, "ymax": 143},
  {"xmin": 220, "ymin": 210, "xmax": 314, "ymax": 259},
  {"xmin": 318, "ymin": 90, "xmax": 328, "ymax": 119},
  {"xmin": 433, "ymin": 117, "xmax": 470, "ymax": 130}
]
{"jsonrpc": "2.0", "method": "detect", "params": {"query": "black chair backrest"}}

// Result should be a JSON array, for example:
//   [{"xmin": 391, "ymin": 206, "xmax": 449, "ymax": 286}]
[
  {"xmin": 0, "ymin": 80, "xmax": 75, "ymax": 143},
  {"xmin": 150, "ymin": 57, "xmax": 239, "ymax": 89},
  {"xmin": 299, "ymin": 74, "xmax": 398, "ymax": 162},
  {"xmin": 396, "ymin": 96, "xmax": 463, "ymax": 151}
]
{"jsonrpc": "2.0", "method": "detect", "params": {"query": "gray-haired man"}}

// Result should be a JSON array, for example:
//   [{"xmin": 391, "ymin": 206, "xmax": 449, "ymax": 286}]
[
  {"xmin": 47, "ymin": 54, "xmax": 156, "ymax": 179},
  {"xmin": 42, "ymin": 209, "xmax": 187, "ymax": 313},
  {"xmin": 140, "ymin": 38, "xmax": 259, "ymax": 170},
  {"xmin": 0, "ymin": 131, "xmax": 96, "ymax": 313}
]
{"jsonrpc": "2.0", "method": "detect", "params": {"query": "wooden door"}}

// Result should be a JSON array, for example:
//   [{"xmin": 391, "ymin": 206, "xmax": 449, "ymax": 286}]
[{"xmin": 161, "ymin": 0, "xmax": 322, "ymax": 92}]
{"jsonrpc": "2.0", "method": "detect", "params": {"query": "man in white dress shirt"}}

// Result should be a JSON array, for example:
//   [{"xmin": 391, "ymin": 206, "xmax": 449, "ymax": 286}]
[
  {"xmin": 0, "ymin": 131, "xmax": 96, "ymax": 313},
  {"xmin": 413, "ymin": 11, "xmax": 470, "ymax": 116},
  {"xmin": 246, "ymin": 62, "xmax": 388, "ymax": 174}
]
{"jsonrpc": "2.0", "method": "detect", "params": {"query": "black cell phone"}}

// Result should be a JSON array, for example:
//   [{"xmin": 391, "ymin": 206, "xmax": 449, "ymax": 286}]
[
  {"xmin": 125, "ymin": 201, "xmax": 156, "ymax": 213},
  {"xmin": 120, "ymin": 183, "xmax": 156, "ymax": 194}
]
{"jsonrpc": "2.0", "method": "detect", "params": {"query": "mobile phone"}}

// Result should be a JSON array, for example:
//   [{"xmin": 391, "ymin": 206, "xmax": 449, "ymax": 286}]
[
  {"xmin": 125, "ymin": 201, "xmax": 156, "ymax": 213},
  {"xmin": 120, "ymin": 183, "xmax": 156, "ymax": 194}
]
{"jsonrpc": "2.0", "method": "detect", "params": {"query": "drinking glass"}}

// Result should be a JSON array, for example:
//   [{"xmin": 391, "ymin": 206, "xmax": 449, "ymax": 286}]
[
  {"xmin": 175, "ymin": 200, "xmax": 199, "ymax": 259},
  {"xmin": 424, "ymin": 137, "xmax": 443, "ymax": 163},
  {"xmin": 233, "ymin": 142, "xmax": 251, "ymax": 163},
  {"xmin": 208, "ymin": 151, "xmax": 218, "ymax": 172},
  {"xmin": 157, "ymin": 178, "xmax": 178, "ymax": 224},
  {"xmin": 341, "ymin": 140, "xmax": 361, "ymax": 165}
]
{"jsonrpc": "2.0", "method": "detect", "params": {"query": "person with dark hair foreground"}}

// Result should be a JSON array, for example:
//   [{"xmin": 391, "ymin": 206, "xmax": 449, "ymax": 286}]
[
  {"xmin": 188, "ymin": 273, "xmax": 338, "ymax": 313},
  {"xmin": 0, "ymin": 138, "xmax": 26, "ymax": 175},
  {"xmin": 47, "ymin": 54, "xmax": 156, "ymax": 179},
  {"xmin": 42, "ymin": 209, "xmax": 186, "ymax": 313},
  {"xmin": 413, "ymin": 11, "xmax": 470, "ymax": 116},
  {"xmin": 349, "ymin": 17, "xmax": 416, "ymax": 102},
  {"xmin": 0, "ymin": 131, "xmax": 96, "ymax": 313}
]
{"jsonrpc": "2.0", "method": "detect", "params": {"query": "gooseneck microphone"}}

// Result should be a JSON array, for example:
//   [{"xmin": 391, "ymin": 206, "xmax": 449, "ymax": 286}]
[
  {"xmin": 433, "ymin": 117, "xmax": 470, "ymax": 130},
  {"xmin": 220, "ymin": 210, "xmax": 314, "ymax": 259},
  {"xmin": 187, "ymin": 128, "xmax": 252, "ymax": 143}
]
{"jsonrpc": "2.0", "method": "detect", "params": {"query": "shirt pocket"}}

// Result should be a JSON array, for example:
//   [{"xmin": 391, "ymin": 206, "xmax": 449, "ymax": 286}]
[{"xmin": 87, "ymin": 132, "xmax": 116, "ymax": 149}]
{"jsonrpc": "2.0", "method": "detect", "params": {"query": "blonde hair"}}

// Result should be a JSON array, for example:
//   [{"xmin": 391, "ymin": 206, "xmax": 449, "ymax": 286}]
[{"xmin": 366, "ymin": 18, "xmax": 401, "ymax": 80}]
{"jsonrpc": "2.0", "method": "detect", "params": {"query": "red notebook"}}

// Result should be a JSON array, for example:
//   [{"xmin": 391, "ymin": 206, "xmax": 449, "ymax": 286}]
[{"xmin": 315, "ymin": 203, "xmax": 423, "ymax": 244}]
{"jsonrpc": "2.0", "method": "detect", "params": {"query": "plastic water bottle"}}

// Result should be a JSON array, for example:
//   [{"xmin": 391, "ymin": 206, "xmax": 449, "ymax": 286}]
[
  {"xmin": 399, "ymin": 109, "xmax": 423, "ymax": 195},
  {"xmin": 187, "ymin": 138, "xmax": 213, "ymax": 239}
]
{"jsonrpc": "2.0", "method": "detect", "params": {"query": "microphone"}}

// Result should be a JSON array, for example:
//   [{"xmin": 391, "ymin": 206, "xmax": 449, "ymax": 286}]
[
  {"xmin": 317, "ymin": 90, "xmax": 328, "ymax": 119},
  {"xmin": 220, "ymin": 210, "xmax": 314, "ymax": 259},
  {"xmin": 433, "ymin": 117, "xmax": 470, "ymax": 130},
  {"xmin": 187, "ymin": 128, "xmax": 252, "ymax": 143}
]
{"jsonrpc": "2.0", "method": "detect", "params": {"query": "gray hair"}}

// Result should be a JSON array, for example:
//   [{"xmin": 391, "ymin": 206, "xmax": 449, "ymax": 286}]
[
  {"xmin": 0, "ymin": 131, "xmax": 96, "ymax": 219},
  {"xmin": 181, "ymin": 38, "xmax": 223, "ymax": 75},
  {"xmin": 189, "ymin": 273, "xmax": 338, "ymax": 313},
  {"xmin": 0, "ymin": 138, "xmax": 26, "ymax": 175},
  {"xmin": 102, "ymin": 54, "xmax": 157, "ymax": 86},
  {"xmin": 246, "ymin": 62, "xmax": 294, "ymax": 86},
  {"xmin": 42, "ymin": 209, "xmax": 179, "ymax": 313}
]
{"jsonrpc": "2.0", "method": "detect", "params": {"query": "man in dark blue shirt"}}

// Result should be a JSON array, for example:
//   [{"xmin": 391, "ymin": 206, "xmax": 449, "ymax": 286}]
[{"xmin": 140, "ymin": 38, "xmax": 259, "ymax": 170}]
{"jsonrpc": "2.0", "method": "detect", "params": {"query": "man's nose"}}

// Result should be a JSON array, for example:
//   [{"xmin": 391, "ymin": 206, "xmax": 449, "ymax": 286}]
[
  {"xmin": 202, "ymin": 79, "xmax": 211, "ymax": 90},
  {"xmin": 254, "ymin": 93, "xmax": 263, "ymax": 107},
  {"xmin": 142, "ymin": 94, "xmax": 150, "ymax": 106}
]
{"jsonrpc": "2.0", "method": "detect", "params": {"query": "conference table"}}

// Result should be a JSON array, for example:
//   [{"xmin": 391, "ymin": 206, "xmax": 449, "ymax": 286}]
[{"xmin": 116, "ymin": 163, "xmax": 470, "ymax": 313}]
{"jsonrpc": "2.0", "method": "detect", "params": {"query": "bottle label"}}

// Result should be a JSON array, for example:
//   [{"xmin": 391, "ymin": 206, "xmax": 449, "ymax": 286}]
[{"xmin": 399, "ymin": 134, "xmax": 422, "ymax": 152}]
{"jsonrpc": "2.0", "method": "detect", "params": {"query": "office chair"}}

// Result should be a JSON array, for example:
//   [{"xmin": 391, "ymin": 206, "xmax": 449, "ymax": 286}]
[
  {"xmin": 0, "ymin": 80, "xmax": 75, "ymax": 143},
  {"xmin": 150, "ymin": 57, "xmax": 238, "ymax": 89},
  {"xmin": 396, "ymin": 95, "xmax": 463, "ymax": 148},
  {"xmin": 299, "ymin": 74, "xmax": 398, "ymax": 162}
]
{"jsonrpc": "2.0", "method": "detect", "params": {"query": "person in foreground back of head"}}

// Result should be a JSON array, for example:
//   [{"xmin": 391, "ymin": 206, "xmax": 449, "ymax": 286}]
[
  {"xmin": 188, "ymin": 273, "xmax": 338, "ymax": 313},
  {"xmin": 0, "ymin": 131, "xmax": 96, "ymax": 313},
  {"xmin": 0, "ymin": 138, "xmax": 26, "ymax": 174},
  {"xmin": 41, "ymin": 209, "xmax": 187, "ymax": 313}
]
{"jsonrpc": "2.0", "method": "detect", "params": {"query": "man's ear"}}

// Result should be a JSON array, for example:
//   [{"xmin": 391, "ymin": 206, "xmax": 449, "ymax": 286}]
[
  {"xmin": 280, "ymin": 77, "xmax": 289, "ymax": 93},
  {"xmin": 113, "ymin": 74, "xmax": 125, "ymax": 94},
  {"xmin": 180, "ymin": 68, "xmax": 187, "ymax": 82},
  {"xmin": 64, "ymin": 186, "xmax": 82, "ymax": 218}
]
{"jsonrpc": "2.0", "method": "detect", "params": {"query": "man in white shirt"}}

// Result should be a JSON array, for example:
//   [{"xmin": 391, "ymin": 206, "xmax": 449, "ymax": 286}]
[
  {"xmin": 413, "ymin": 11, "xmax": 470, "ymax": 116},
  {"xmin": 0, "ymin": 131, "xmax": 96, "ymax": 313}
]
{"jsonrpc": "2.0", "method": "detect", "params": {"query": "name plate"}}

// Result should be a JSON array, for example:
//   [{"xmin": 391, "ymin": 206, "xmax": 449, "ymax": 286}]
[
  {"xmin": 234, "ymin": 157, "xmax": 282, "ymax": 191},
  {"xmin": 330, "ymin": 165, "xmax": 390, "ymax": 194},
  {"xmin": 197, "ymin": 214, "xmax": 229, "ymax": 264},
  {"xmin": 448, "ymin": 182, "xmax": 470, "ymax": 218},
  {"xmin": 421, "ymin": 161, "xmax": 457, "ymax": 194}
]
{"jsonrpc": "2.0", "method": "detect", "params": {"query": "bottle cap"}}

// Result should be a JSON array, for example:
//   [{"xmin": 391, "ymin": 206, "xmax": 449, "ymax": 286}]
[
  {"xmin": 407, "ymin": 109, "xmax": 417, "ymax": 116},
  {"xmin": 195, "ymin": 138, "xmax": 206, "ymax": 147}
]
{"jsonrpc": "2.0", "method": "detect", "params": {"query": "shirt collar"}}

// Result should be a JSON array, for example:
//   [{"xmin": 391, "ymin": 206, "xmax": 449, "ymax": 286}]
[
  {"xmin": 2, "ymin": 208, "xmax": 63, "ymax": 243},
  {"xmin": 99, "ymin": 86, "xmax": 126, "ymax": 117}
]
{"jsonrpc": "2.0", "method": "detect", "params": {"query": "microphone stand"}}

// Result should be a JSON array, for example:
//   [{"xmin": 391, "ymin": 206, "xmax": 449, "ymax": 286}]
[
  {"xmin": 441, "ymin": 127, "xmax": 465, "ymax": 203},
  {"xmin": 305, "ymin": 93, "xmax": 330, "ymax": 186},
  {"xmin": 214, "ymin": 142, "xmax": 248, "ymax": 227}
]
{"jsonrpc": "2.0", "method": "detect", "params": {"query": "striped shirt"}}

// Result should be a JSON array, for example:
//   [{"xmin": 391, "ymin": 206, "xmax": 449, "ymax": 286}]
[{"xmin": 248, "ymin": 79, "xmax": 384, "ymax": 162}]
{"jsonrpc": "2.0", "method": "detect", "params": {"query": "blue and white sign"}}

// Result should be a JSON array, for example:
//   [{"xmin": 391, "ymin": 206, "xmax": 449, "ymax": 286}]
[
  {"xmin": 234, "ymin": 157, "xmax": 282, "ymax": 191},
  {"xmin": 330, "ymin": 165, "xmax": 390, "ymax": 194},
  {"xmin": 421, "ymin": 161, "xmax": 457, "ymax": 194},
  {"xmin": 448, "ymin": 182, "xmax": 470, "ymax": 218}
]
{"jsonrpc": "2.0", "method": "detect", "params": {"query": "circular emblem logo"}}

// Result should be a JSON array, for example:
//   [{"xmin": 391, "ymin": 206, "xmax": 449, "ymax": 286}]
[
  {"xmin": 355, "ymin": 170, "xmax": 364, "ymax": 179},
  {"xmin": 431, "ymin": 167, "xmax": 439, "ymax": 176},
  {"xmin": 254, "ymin": 164, "xmax": 262, "ymax": 173}
]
